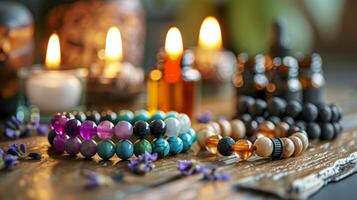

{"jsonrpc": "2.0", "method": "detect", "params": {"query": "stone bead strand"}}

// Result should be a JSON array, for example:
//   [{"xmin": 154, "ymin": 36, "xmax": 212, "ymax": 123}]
[
  {"xmin": 48, "ymin": 110, "xmax": 196, "ymax": 161},
  {"xmin": 196, "ymin": 117, "xmax": 309, "ymax": 160}
]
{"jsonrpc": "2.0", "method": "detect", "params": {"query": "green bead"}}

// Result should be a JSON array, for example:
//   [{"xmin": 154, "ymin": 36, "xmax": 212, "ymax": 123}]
[
  {"xmin": 151, "ymin": 111, "xmax": 166, "ymax": 121},
  {"xmin": 186, "ymin": 128, "xmax": 197, "ymax": 144},
  {"xmin": 167, "ymin": 136, "xmax": 183, "ymax": 155},
  {"xmin": 134, "ymin": 139, "xmax": 152, "ymax": 156},
  {"xmin": 179, "ymin": 133, "xmax": 192, "ymax": 152},
  {"xmin": 152, "ymin": 137, "xmax": 170, "ymax": 158},
  {"xmin": 118, "ymin": 110, "xmax": 134, "ymax": 123},
  {"xmin": 115, "ymin": 139, "xmax": 134, "ymax": 160},
  {"xmin": 133, "ymin": 109, "xmax": 151, "ymax": 123},
  {"xmin": 97, "ymin": 139, "xmax": 115, "ymax": 160},
  {"xmin": 164, "ymin": 111, "xmax": 179, "ymax": 120}
]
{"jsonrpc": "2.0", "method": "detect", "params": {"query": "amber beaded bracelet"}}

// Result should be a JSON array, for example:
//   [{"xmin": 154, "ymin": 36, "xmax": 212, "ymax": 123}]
[{"xmin": 196, "ymin": 119, "xmax": 309, "ymax": 160}]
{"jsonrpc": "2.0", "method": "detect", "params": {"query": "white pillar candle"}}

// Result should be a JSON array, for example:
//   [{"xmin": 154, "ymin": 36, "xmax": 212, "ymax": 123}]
[{"xmin": 26, "ymin": 71, "xmax": 81, "ymax": 113}]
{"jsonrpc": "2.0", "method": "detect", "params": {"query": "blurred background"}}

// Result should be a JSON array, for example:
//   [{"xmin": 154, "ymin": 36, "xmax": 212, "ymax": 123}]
[{"xmin": 0, "ymin": 0, "xmax": 356, "ymax": 118}]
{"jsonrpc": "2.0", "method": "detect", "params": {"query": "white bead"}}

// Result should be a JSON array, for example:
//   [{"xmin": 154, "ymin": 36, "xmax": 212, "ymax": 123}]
[
  {"xmin": 164, "ymin": 117, "xmax": 181, "ymax": 136},
  {"xmin": 177, "ymin": 114, "xmax": 191, "ymax": 133}
]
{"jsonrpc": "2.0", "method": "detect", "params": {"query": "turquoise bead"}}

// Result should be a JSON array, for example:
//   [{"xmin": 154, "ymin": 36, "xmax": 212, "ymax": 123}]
[
  {"xmin": 165, "ymin": 111, "xmax": 179, "ymax": 120},
  {"xmin": 134, "ymin": 139, "xmax": 152, "ymax": 156},
  {"xmin": 167, "ymin": 136, "xmax": 183, "ymax": 155},
  {"xmin": 97, "ymin": 139, "xmax": 115, "ymax": 160},
  {"xmin": 118, "ymin": 110, "xmax": 134, "ymax": 123},
  {"xmin": 186, "ymin": 128, "xmax": 197, "ymax": 144},
  {"xmin": 115, "ymin": 139, "xmax": 134, "ymax": 160},
  {"xmin": 152, "ymin": 137, "xmax": 170, "ymax": 158},
  {"xmin": 133, "ymin": 109, "xmax": 151, "ymax": 123},
  {"xmin": 179, "ymin": 133, "xmax": 192, "ymax": 152},
  {"xmin": 151, "ymin": 111, "xmax": 166, "ymax": 121}
]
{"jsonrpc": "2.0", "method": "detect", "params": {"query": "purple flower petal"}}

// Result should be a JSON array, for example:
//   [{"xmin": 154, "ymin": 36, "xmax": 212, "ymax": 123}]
[
  {"xmin": 20, "ymin": 144, "xmax": 27, "ymax": 154},
  {"xmin": 5, "ymin": 128, "xmax": 21, "ymax": 139},
  {"xmin": 128, "ymin": 152, "xmax": 157, "ymax": 175},
  {"xmin": 28, "ymin": 152, "xmax": 41, "ymax": 160},
  {"xmin": 4, "ymin": 154, "xmax": 18, "ymax": 169},
  {"xmin": 196, "ymin": 111, "xmax": 213, "ymax": 123},
  {"xmin": 36, "ymin": 124, "xmax": 49, "ymax": 136}
]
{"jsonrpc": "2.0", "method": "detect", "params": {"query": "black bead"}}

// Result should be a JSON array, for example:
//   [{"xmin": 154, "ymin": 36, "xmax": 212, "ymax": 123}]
[
  {"xmin": 64, "ymin": 112, "xmax": 75, "ymax": 119},
  {"xmin": 239, "ymin": 113, "xmax": 252, "ymax": 123},
  {"xmin": 288, "ymin": 125, "xmax": 301, "ymax": 136},
  {"xmin": 217, "ymin": 137, "xmax": 235, "ymax": 156},
  {"xmin": 86, "ymin": 111, "xmax": 101, "ymax": 124},
  {"xmin": 74, "ymin": 111, "xmax": 86, "ymax": 123},
  {"xmin": 286, "ymin": 101, "xmax": 302, "ymax": 118},
  {"xmin": 302, "ymin": 103, "xmax": 318, "ymax": 121},
  {"xmin": 332, "ymin": 122, "xmax": 343, "ymax": 138},
  {"xmin": 133, "ymin": 120, "xmax": 150, "ymax": 139},
  {"xmin": 237, "ymin": 96, "xmax": 255, "ymax": 114},
  {"xmin": 267, "ymin": 97, "xmax": 287, "ymax": 116},
  {"xmin": 149, "ymin": 120, "xmax": 166, "ymax": 138},
  {"xmin": 101, "ymin": 111, "xmax": 118, "ymax": 123},
  {"xmin": 316, "ymin": 104, "xmax": 332, "ymax": 122},
  {"xmin": 271, "ymin": 138, "xmax": 283, "ymax": 160},
  {"xmin": 254, "ymin": 116, "xmax": 265, "ymax": 124},
  {"xmin": 306, "ymin": 122, "xmax": 321, "ymax": 139},
  {"xmin": 249, "ymin": 99, "xmax": 267, "ymax": 116},
  {"xmin": 48, "ymin": 130, "xmax": 57, "ymax": 147},
  {"xmin": 246, "ymin": 120, "xmax": 259, "ymax": 136},
  {"xmin": 282, "ymin": 116, "xmax": 295, "ymax": 127},
  {"xmin": 330, "ymin": 104, "xmax": 342, "ymax": 122},
  {"xmin": 295, "ymin": 120, "xmax": 306, "ymax": 131},
  {"xmin": 320, "ymin": 123, "xmax": 334, "ymax": 140},
  {"xmin": 267, "ymin": 116, "xmax": 280, "ymax": 125}
]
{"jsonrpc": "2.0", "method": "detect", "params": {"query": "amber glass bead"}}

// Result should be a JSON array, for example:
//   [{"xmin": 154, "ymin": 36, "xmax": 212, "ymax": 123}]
[
  {"xmin": 232, "ymin": 139, "xmax": 254, "ymax": 160},
  {"xmin": 205, "ymin": 135, "xmax": 222, "ymax": 154}
]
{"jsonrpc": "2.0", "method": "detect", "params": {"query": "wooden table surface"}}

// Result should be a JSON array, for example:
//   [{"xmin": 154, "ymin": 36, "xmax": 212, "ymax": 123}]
[{"xmin": 1, "ymin": 91, "xmax": 357, "ymax": 200}]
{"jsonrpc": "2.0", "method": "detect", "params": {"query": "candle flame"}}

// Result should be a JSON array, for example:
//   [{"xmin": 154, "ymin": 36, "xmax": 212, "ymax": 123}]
[
  {"xmin": 45, "ymin": 33, "xmax": 61, "ymax": 70},
  {"xmin": 105, "ymin": 26, "xmax": 123, "ymax": 62},
  {"xmin": 165, "ymin": 27, "xmax": 183, "ymax": 60},
  {"xmin": 199, "ymin": 16, "xmax": 222, "ymax": 50}
]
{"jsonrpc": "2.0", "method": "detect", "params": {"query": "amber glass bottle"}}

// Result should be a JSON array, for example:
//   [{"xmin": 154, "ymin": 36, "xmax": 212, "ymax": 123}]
[
  {"xmin": 147, "ymin": 50, "xmax": 165, "ymax": 112},
  {"xmin": 269, "ymin": 56, "xmax": 302, "ymax": 102},
  {"xmin": 298, "ymin": 53, "xmax": 325, "ymax": 104},
  {"xmin": 233, "ymin": 53, "xmax": 268, "ymax": 99},
  {"xmin": 181, "ymin": 50, "xmax": 201, "ymax": 118}
]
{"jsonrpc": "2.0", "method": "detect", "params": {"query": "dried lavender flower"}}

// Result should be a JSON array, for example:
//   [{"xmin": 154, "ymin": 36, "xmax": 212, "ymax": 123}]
[{"xmin": 128, "ymin": 152, "xmax": 158, "ymax": 175}]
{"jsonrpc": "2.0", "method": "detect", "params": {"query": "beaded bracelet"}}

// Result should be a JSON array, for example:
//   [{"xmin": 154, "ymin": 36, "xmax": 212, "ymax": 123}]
[
  {"xmin": 236, "ymin": 96, "xmax": 343, "ymax": 140},
  {"xmin": 48, "ymin": 110, "xmax": 196, "ymax": 160},
  {"xmin": 196, "ymin": 119, "xmax": 309, "ymax": 160}
]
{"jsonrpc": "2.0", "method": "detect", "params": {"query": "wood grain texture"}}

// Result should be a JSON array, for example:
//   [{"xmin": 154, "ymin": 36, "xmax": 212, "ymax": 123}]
[{"xmin": 0, "ymin": 116, "xmax": 356, "ymax": 200}]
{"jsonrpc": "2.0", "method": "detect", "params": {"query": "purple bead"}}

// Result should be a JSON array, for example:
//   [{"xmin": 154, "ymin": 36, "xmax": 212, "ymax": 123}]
[
  {"xmin": 53, "ymin": 134, "xmax": 70, "ymax": 153},
  {"xmin": 80, "ymin": 120, "xmax": 97, "ymax": 140},
  {"xmin": 114, "ymin": 121, "xmax": 133, "ymax": 140},
  {"xmin": 65, "ymin": 137, "xmax": 82, "ymax": 156},
  {"xmin": 64, "ymin": 119, "xmax": 81, "ymax": 137},
  {"xmin": 97, "ymin": 120, "xmax": 114, "ymax": 140},
  {"xmin": 51, "ymin": 114, "xmax": 68, "ymax": 135},
  {"xmin": 80, "ymin": 139, "xmax": 97, "ymax": 159}
]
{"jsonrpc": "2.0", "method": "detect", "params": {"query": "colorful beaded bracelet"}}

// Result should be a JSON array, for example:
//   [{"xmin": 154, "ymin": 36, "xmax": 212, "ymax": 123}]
[{"xmin": 48, "ymin": 110, "xmax": 196, "ymax": 160}]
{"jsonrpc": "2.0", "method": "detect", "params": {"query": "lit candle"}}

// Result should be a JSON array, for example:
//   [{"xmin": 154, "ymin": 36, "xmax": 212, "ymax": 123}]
[
  {"xmin": 102, "ymin": 26, "xmax": 123, "ymax": 79},
  {"xmin": 158, "ymin": 27, "xmax": 184, "ymax": 112},
  {"xmin": 26, "ymin": 33, "xmax": 82, "ymax": 113},
  {"xmin": 195, "ymin": 16, "xmax": 236, "ymax": 83},
  {"xmin": 164, "ymin": 27, "xmax": 183, "ymax": 84},
  {"xmin": 198, "ymin": 16, "xmax": 222, "ymax": 51}
]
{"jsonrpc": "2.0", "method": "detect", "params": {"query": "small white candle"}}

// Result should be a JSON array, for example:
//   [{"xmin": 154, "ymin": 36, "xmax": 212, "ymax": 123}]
[{"xmin": 26, "ymin": 33, "xmax": 82, "ymax": 113}]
